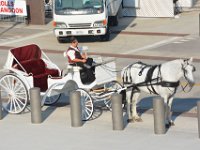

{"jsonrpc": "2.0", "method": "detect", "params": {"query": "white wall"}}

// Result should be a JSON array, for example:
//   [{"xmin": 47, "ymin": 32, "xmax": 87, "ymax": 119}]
[
  {"xmin": 178, "ymin": 0, "xmax": 196, "ymax": 7},
  {"xmin": 123, "ymin": 0, "xmax": 174, "ymax": 17}
]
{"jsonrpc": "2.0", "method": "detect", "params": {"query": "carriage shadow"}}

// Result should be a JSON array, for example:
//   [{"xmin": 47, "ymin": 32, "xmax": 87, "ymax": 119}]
[
  {"xmin": 1, "ymin": 111, "xmax": 8, "ymax": 119},
  {"xmin": 88, "ymin": 106, "xmax": 103, "ymax": 121},
  {"xmin": 138, "ymin": 96, "xmax": 199, "ymax": 121},
  {"xmin": 42, "ymin": 94, "xmax": 69, "ymax": 122}
]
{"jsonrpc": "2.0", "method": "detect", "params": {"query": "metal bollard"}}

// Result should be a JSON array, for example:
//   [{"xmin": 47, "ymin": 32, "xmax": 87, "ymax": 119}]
[
  {"xmin": 0, "ymin": 88, "xmax": 3, "ymax": 120},
  {"xmin": 111, "ymin": 93, "xmax": 124, "ymax": 130},
  {"xmin": 30, "ymin": 87, "xmax": 42, "ymax": 124},
  {"xmin": 199, "ymin": 13, "xmax": 200, "ymax": 37},
  {"xmin": 153, "ymin": 97, "xmax": 166, "ymax": 134},
  {"xmin": 197, "ymin": 101, "xmax": 200, "ymax": 139},
  {"xmin": 70, "ymin": 91, "xmax": 82, "ymax": 127}
]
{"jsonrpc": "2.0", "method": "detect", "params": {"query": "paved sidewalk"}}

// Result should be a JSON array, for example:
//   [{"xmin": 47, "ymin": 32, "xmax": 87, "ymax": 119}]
[
  {"xmin": 1, "ymin": 11, "xmax": 200, "ymax": 59},
  {"xmin": 0, "ymin": 103, "xmax": 200, "ymax": 150},
  {"xmin": 1, "ymin": 10, "xmax": 200, "ymax": 150}
]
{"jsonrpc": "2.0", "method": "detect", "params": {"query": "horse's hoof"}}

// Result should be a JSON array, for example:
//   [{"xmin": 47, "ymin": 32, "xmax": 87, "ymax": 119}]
[
  {"xmin": 170, "ymin": 121, "xmax": 175, "ymax": 126},
  {"xmin": 127, "ymin": 119, "xmax": 134, "ymax": 123},
  {"xmin": 165, "ymin": 123, "xmax": 175, "ymax": 128},
  {"xmin": 134, "ymin": 117, "xmax": 143, "ymax": 122},
  {"xmin": 165, "ymin": 124, "xmax": 171, "ymax": 129}
]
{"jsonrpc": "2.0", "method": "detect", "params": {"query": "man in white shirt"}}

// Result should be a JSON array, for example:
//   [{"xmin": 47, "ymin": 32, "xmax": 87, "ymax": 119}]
[{"xmin": 66, "ymin": 37, "xmax": 95, "ymax": 83}]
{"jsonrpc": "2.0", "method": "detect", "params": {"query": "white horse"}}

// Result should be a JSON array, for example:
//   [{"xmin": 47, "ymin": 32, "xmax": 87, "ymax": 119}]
[{"xmin": 121, "ymin": 58, "xmax": 196, "ymax": 126}]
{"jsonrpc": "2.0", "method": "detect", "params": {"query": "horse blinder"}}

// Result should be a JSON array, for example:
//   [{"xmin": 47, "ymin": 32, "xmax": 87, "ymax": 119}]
[{"xmin": 192, "ymin": 65, "xmax": 196, "ymax": 72}]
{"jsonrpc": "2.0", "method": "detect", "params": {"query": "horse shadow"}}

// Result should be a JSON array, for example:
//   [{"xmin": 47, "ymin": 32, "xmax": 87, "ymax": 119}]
[{"xmin": 137, "ymin": 96, "xmax": 199, "ymax": 121}]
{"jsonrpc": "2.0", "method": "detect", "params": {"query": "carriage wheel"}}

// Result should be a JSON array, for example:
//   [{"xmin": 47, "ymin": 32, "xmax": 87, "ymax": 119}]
[
  {"xmin": 103, "ymin": 81, "xmax": 124, "ymax": 111},
  {"xmin": 76, "ymin": 89, "xmax": 93, "ymax": 121},
  {"xmin": 44, "ymin": 89, "xmax": 61, "ymax": 105},
  {"xmin": 0, "ymin": 74, "xmax": 28, "ymax": 114}
]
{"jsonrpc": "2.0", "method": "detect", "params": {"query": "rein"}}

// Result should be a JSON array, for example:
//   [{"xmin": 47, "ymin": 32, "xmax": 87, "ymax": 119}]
[{"xmin": 181, "ymin": 63, "xmax": 195, "ymax": 93}]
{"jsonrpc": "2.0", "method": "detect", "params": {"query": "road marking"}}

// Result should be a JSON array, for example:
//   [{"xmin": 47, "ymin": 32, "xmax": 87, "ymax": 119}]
[
  {"xmin": 172, "ymin": 36, "xmax": 197, "ymax": 44},
  {"xmin": 180, "ymin": 39, "xmax": 191, "ymax": 42},
  {"xmin": 0, "ymin": 31, "xmax": 52, "ymax": 46},
  {"xmin": 122, "ymin": 37, "xmax": 181, "ymax": 54},
  {"xmin": 173, "ymin": 41, "xmax": 183, "ymax": 44},
  {"xmin": 185, "ymin": 37, "xmax": 196, "ymax": 40},
  {"xmin": 0, "ymin": 37, "xmax": 19, "ymax": 41}
]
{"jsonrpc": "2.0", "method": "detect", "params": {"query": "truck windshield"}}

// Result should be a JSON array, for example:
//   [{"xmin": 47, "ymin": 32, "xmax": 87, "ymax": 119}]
[{"xmin": 55, "ymin": 0, "xmax": 104, "ymax": 15}]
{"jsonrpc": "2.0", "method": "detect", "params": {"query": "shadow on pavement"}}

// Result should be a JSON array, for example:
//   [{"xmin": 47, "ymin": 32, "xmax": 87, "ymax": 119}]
[
  {"xmin": 0, "ymin": 22, "xmax": 21, "ymax": 36},
  {"xmin": 138, "ymin": 96, "xmax": 199, "ymax": 120},
  {"xmin": 42, "ymin": 106, "xmax": 57, "ymax": 122},
  {"xmin": 89, "ymin": 106, "xmax": 103, "ymax": 121},
  {"xmin": 42, "ymin": 94, "xmax": 69, "ymax": 122}
]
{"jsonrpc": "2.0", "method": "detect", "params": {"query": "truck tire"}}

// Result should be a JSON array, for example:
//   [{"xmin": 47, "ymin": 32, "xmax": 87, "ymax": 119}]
[
  {"xmin": 100, "ymin": 27, "xmax": 110, "ymax": 41},
  {"xmin": 108, "ymin": 16, "xmax": 118, "ymax": 26},
  {"xmin": 112, "ymin": 16, "xmax": 118, "ymax": 26}
]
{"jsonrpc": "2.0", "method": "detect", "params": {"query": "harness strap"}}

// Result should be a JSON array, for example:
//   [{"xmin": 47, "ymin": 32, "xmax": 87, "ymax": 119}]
[
  {"xmin": 145, "ymin": 65, "xmax": 160, "ymax": 95},
  {"xmin": 160, "ymin": 81, "xmax": 180, "ymax": 87},
  {"xmin": 122, "ymin": 64, "xmax": 134, "ymax": 85},
  {"xmin": 138, "ymin": 62, "xmax": 151, "ymax": 76},
  {"xmin": 130, "ymin": 84, "xmax": 140, "ymax": 100}
]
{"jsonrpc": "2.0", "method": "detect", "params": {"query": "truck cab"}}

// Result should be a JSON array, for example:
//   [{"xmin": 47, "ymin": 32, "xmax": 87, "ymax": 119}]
[{"xmin": 53, "ymin": 0, "xmax": 122, "ymax": 42}]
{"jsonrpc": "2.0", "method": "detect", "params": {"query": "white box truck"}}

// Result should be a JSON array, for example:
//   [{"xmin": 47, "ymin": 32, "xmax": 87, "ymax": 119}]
[{"xmin": 52, "ymin": 0, "xmax": 122, "ymax": 42}]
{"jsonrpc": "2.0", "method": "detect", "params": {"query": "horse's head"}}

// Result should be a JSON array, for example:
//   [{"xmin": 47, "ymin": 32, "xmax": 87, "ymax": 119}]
[{"xmin": 182, "ymin": 57, "xmax": 196, "ymax": 87}]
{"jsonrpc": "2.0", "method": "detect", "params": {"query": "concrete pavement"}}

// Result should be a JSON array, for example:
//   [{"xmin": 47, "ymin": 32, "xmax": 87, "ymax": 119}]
[
  {"xmin": 1, "ymin": 11, "xmax": 200, "ymax": 58},
  {"xmin": 1, "ymin": 10, "xmax": 200, "ymax": 150},
  {"xmin": 0, "ymin": 102, "xmax": 200, "ymax": 150}
]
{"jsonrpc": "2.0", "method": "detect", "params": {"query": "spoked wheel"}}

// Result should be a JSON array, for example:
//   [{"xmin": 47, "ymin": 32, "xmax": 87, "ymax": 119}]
[
  {"xmin": 76, "ymin": 89, "xmax": 93, "ymax": 121},
  {"xmin": 103, "ymin": 81, "xmax": 125, "ymax": 111},
  {"xmin": 44, "ymin": 89, "xmax": 61, "ymax": 105},
  {"xmin": 0, "ymin": 74, "xmax": 28, "ymax": 114}
]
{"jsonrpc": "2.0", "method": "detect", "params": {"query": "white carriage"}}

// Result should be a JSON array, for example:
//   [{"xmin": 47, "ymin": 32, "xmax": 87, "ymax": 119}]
[{"xmin": 0, "ymin": 44, "xmax": 124, "ymax": 120}]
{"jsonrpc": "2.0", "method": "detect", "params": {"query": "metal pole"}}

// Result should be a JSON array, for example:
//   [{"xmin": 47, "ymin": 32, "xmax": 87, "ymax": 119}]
[
  {"xmin": 199, "ymin": 13, "xmax": 200, "ymax": 37},
  {"xmin": 30, "ymin": 87, "xmax": 42, "ymax": 124},
  {"xmin": 197, "ymin": 101, "xmax": 200, "ymax": 139},
  {"xmin": 111, "ymin": 93, "xmax": 124, "ymax": 130},
  {"xmin": 153, "ymin": 97, "xmax": 166, "ymax": 134},
  {"xmin": 0, "ymin": 88, "xmax": 3, "ymax": 120},
  {"xmin": 70, "ymin": 91, "xmax": 82, "ymax": 127}
]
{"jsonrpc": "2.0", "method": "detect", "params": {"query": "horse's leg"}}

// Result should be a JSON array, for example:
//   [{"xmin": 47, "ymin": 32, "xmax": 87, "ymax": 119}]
[
  {"xmin": 126, "ymin": 90, "xmax": 134, "ymax": 122},
  {"xmin": 167, "ymin": 97, "xmax": 175, "ymax": 126},
  {"xmin": 164, "ymin": 96, "xmax": 175, "ymax": 127},
  {"xmin": 132, "ymin": 92, "xmax": 142, "ymax": 122},
  {"xmin": 163, "ymin": 96, "xmax": 170, "ymax": 126}
]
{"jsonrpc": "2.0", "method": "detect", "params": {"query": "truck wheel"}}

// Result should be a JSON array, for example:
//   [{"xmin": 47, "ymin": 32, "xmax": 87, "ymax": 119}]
[
  {"xmin": 100, "ymin": 27, "xmax": 110, "ymax": 41},
  {"xmin": 108, "ymin": 16, "xmax": 118, "ymax": 26},
  {"xmin": 112, "ymin": 15, "xmax": 118, "ymax": 26}
]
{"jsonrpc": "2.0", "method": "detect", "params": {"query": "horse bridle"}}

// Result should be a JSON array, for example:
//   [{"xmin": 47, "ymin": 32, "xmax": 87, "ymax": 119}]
[{"xmin": 181, "ymin": 60, "xmax": 196, "ymax": 92}]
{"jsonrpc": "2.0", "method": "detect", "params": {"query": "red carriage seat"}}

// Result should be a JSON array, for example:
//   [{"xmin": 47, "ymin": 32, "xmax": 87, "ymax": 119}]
[{"xmin": 11, "ymin": 44, "xmax": 59, "ymax": 92}]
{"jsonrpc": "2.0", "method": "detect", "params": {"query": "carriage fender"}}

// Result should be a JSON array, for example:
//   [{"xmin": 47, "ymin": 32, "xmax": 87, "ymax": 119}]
[{"xmin": 62, "ymin": 80, "xmax": 78, "ymax": 94}]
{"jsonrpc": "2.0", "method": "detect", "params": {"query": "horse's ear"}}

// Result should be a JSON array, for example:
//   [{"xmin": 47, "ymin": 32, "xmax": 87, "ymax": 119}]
[
  {"xmin": 184, "ymin": 57, "xmax": 193, "ymax": 64},
  {"xmin": 188, "ymin": 57, "xmax": 193, "ymax": 63}
]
